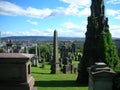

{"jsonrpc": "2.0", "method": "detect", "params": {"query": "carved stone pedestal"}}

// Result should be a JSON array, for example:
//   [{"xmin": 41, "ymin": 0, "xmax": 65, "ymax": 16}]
[{"xmin": 0, "ymin": 53, "xmax": 35, "ymax": 90}]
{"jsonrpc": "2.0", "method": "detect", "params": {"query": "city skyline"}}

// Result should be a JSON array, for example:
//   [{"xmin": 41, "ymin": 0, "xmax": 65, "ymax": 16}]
[{"xmin": 0, "ymin": 0, "xmax": 120, "ymax": 37}]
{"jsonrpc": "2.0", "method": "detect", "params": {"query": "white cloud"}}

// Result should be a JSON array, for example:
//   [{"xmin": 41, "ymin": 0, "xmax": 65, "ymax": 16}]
[
  {"xmin": 106, "ymin": 9, "xmax": 120, "ymax": 19},
  {"xmin": 78, "ymin": 8, "xmax": 90, "ymax": 17},
  {"xmin": 62, "ymin": 22, "xmax": 86, "ymax": 30},
  {"xmin": 0, "ymin": 1, "xmax": 53, "ymax": 18},
  {"xmin": 0, "ymin": 1, "xmax": 25, "ymax": 16},
  {"xmin": 106, "ymin": 9, "xmax": 117, "ymax": 16},
  {"xmin": 2, "ymin": 31, "xmax": 34, "ymax": 36},
  {"xmin": 2, "ymin": 23, "xmax": 86, "ymax": 37},
  {"xmin": 115, "ymin": 15, "xmax": 120, "ymax": 19},
  {"xmin": 107, "ymin": 0, "xmax": 120, "ymax": 4},
  {"xmin": 62, "ymin": 22, "xmax": 81, "ymax": 29},
  {"xmin": 64, "ymin": 5, "xmax": 79, "ymax": 15},
  {"xmin": 25, "ymin": 7, "xmax": 53, "ymax": 19},
  {"xmin": 59, "ymin": 22, "xmax": 86, "ymax": 37},
  {"xmin": 31, "ymin": 29, "xmax": 54, "ymax": 36},
  {"xmin": 57, "ymin": 28, "xmax": 85, "ymax": 37},
  {"xmin": 2, "ymin": 29, "xmax": 53, "ymax": 36},
  {"xmin": 109, "ymin": 25, "xmax": 120, "ymax": 38},
  {"xmin": 2, "ymin": 23, "xmax": 120, "ymax": 38},
  {"xmin": 59, "ymin": 0, "xmax": 90, "ymax": 16},
  {"xmin": 0, "ymin": 0, "xmax": 90, "ymax": 19},
  {"xmin": 60, "ymin": 0, "xmax": 90, "ymax": 7},
  {"xmin": 26, "ymin": 20, "xmax": 38, "ymax": 25}
]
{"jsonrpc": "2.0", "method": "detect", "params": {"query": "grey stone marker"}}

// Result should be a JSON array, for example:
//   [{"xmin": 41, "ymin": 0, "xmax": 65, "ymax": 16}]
[
  {"xmin": 31, "ymin": 55, "xmax": 38, "ymax": 67},
  {"xmin": 51, "ymin": 30, "xmax": 59, "ymax": 74},
  {"xmin": 0, "ymin": 53, "xmax": 36, "ymax": 90},
  {"xmin": 31, "ymin": 44, "xmax": 38, "ymax": 67},
  {"xmin": 88, "ymin": 62, "xmax": 116, "ymax": 90},
  {"xmin": 6, "ymin": 40, "xmax": 14, "ymax": 53}
]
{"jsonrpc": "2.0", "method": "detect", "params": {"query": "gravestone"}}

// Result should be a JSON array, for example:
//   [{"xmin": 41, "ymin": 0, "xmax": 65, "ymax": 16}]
[
  {"xmin": 51, "ymin": 30, "xmax": 60, "ymax": 74},
  {"xmin": 61, "ymin": 44, "xmax": 74, "ymax": 74},
  {"xmin": 38, "ymin": 47, "xmax": 41, "ymax": 62},
  {"xmin": 31, "ymin": 55, "xmax": 38, "ymax": 67},
  {"xmin": 77, "ymin": 0, "xmax": 120, "ymax": 84},
  {"xmin": 60, "ymin": 43, "xmax": 68, "ymax": 60},
  {"xmin": 0, "ymin": 53, "xmax": 35, "ymax": 90},
  {"xmin": 71, "ymin": 43, "xmax": 76, "ymax": 55},
  {"xmin": 88, "ymin": 62, "xmax": 115, "ymax": 90},
  {"xmin": 31, "ymin": 44, "xmax": 38, "ymax": 67},
  {"xmin": 6, "ymin": 40, "xmax": 14, "ymax": 53}
]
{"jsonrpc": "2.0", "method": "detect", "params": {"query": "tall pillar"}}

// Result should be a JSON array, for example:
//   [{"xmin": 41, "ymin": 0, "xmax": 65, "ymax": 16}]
[{"xmin": 51, "ymin": 30, "xmax": 59, "ymax": 74}]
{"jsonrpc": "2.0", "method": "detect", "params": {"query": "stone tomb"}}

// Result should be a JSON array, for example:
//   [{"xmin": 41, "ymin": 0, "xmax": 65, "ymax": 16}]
[
  {"xmin": 0, "ymin": 53, "xmax": 35, "ymax": 90},
  {"xmin": 88, "ymin": 62, "xmax": 116, "ymax": 90}
]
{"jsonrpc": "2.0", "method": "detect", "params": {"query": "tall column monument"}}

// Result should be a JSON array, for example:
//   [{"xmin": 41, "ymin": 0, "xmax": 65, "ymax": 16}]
[
  {"xmin": 76, "ymin": 0, "xmax": 120, "ymax": 84},
  {"xmin": 51, "ymin": 30, "xmax": 59, "ymax": 74}
]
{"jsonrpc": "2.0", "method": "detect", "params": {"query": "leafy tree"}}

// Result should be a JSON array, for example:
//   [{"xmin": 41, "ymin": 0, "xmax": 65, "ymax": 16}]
[
  {"xmin": 29, "ymin": 46, "xmax": 36, "ymax": 54},
  {"xmin": 0, "ymin": 48, "xmax": 4, "ymax": 53},
  {"xmin": 38, "ymin": 43, "xmax": 52, "ymax": 62},
  {"xmin": 29, "ymin": 43, "xmax": 52, "ymax": 62}
]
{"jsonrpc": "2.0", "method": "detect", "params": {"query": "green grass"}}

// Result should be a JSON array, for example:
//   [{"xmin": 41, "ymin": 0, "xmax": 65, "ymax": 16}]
[{"xmin": 31, "ymin": 64, "xmax": 88, "ymax": 90}]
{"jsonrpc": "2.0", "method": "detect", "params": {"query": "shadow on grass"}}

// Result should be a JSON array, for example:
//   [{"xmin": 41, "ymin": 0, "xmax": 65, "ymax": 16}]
[
  {"xmin": 32, "ymin": 72, "xmax": 50, "ymax": 75},
  {"xmin": 35, "ymin": 80, "xmax": 87, "ymax": 87}
]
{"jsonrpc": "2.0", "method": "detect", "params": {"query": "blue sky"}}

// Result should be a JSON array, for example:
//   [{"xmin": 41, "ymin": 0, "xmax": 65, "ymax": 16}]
[{"xmin": 0, "ymin": 0, "xmax": 120, "ymax": 37}]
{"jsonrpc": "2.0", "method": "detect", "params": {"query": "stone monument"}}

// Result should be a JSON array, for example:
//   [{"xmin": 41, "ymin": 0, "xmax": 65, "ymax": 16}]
[
  {"xmin": 31, "ymin": 55, "xmax": 38, "ymax": 67},
  {"xmin": 51, "ymin": 30, "xmax": 60, "ymax": 74},
  {"xmin": 76, "ymin": 0, "xmax": 120, "ymax": 84},
  {"xmin": 71, "ymin": 43, "xmax": 76, "ymax": 55},
  {"xmin": 31, "ymin": 44, "xmax": 38, "ymax": 67},
  {"xmin": 6, "ymin": 40, "xmax": 14, "ymax": 53},
  {"xmin": 61, "ymin": 43, "xmax": 74, "ymax": 74},
  {"xmin": 88, "ymin": 62, "xmax": 115, "ymax": 90},
  {"xmin": 0, "ymin": 53, "xmax": 35, "ymax": 90}
]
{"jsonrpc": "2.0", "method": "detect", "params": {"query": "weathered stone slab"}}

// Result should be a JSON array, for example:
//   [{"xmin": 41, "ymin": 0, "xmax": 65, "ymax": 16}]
[{"xmin": 0, "ymin": 53, "xmax": 35, "ymax": 90}]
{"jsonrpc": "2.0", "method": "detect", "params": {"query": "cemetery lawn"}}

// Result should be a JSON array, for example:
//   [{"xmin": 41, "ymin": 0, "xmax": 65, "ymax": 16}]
[{"xmin": 31, "ymin": 64, "xmax": 88, "ymax": 90}]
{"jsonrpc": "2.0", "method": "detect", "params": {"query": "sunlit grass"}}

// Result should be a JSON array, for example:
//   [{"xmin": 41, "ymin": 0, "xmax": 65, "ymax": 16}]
[{"xmin": 31, "ymin": 63, "xmax": 88, "ymax": 90}]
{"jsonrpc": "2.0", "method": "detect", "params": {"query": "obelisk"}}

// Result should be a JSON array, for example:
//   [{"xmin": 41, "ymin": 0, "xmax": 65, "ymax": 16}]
[
  {"xmin": 51, "ymin": 30, "xmax": 59, "ymax": 74},
  {"xmin": 76, "ymin": 0, "xmax": 120, "ymax": 85}
]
